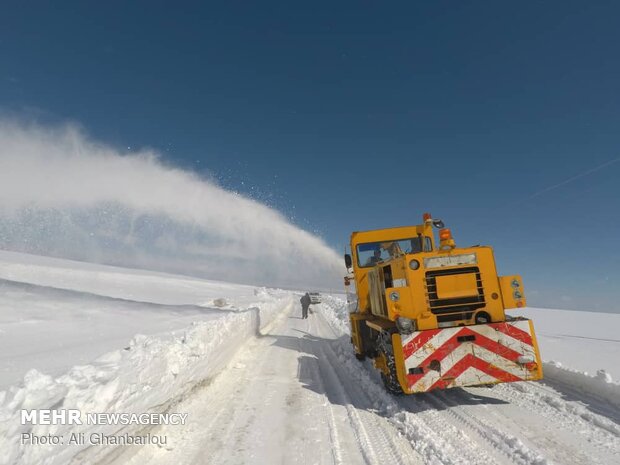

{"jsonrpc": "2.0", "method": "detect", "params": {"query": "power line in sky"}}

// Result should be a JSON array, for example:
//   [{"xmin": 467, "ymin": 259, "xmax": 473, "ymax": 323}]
[{"xmin": 524, "ymin": 156, "xmax": 620, "ymax": 202}]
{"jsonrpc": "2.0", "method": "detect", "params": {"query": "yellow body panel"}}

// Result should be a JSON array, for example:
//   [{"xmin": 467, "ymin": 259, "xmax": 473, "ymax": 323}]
[
  {"xmin": 348, "ymin": 313, "xmax": 371, "ymax": 355},
  {"xmin": 528, "ymin": 319, "xmax": 545, "ymax": 380},
  {"xmin": 391, "ymin": 333, "xmax": 409, "ymax": 392},
  {"xmin": 499, "ymin": 275, "xmax": 527, "ymax": 309},
  {"xmin": 435, "ymin": 273, "xmax": 478, "ymax": 299}
]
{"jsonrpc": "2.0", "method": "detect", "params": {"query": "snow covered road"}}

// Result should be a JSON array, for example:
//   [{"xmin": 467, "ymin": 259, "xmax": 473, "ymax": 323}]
[
  {"xmin": 119, "ymin": 302, "xmax": 421, "ymax": 465},
  {"xmin": 114, "ymin": 299, "xmax": 620, "ymax": 465}
]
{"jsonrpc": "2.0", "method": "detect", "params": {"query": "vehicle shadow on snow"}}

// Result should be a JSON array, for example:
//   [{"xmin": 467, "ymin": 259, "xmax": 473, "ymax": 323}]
[
  {"xmin": 266, "ymin": 331, "xmax": 509, "ymax": 414},
  {"xmin": 398, "ymin": 386, "xmax": 509, "ymax": 413}
]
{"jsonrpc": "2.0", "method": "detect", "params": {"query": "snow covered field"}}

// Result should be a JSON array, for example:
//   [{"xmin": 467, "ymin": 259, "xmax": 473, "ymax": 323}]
[
  {"xmin": 0, "ymin": 251, "xmax": 619, "ymax": 465},
  {"xmin": 0, "ymin": 250, "xmax": 280, "ymax": 389},
  {"xmin": 516, "ymin": 306, "xmax": 620, "ymax": 378}
]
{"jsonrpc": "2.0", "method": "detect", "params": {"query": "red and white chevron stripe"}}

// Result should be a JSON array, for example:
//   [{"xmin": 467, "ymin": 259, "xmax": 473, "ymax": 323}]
[{"xmin": 399, "ymin": 319, "xmax": 541, "ymax": 392}]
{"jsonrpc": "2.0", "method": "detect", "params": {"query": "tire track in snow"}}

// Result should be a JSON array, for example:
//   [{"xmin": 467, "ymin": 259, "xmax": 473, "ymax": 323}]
[
  {"xmin": 296, "ymin": 315, "xmax": 346, "ymax": 465},
  {"xmin": 299, "ymin": 353, "xmax": 344, "ymax": 465},
  {"xmin": 310, "ymin": 311, "xmax": 424, "ymax": 465},
  {"xmin": 159, "ymin": 325, "xmax": 278, "ymax": 464},
  {"xmin": 396, "ymin": 394, "xmax": 502, "ymax": 465},
  {"xmin": 429, "ymin": 390, "xmax": 550, "ymax": 465},
  {"xmin": 191, "ymin": 304, "xmax": 299, "ymax": 463},
  {"xmin": 313, "ymin": 339, "xmax": 380, "ymax": 464}
]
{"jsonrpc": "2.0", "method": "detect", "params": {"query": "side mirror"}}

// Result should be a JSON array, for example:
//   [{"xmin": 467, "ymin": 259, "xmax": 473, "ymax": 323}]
[
  {"xmin": 432, "ymin": 219, "xmax": 445, "ymax": 229},
  {"xmin": 344, "ymin": 253, "xmax": 352, "ymax": 268}
]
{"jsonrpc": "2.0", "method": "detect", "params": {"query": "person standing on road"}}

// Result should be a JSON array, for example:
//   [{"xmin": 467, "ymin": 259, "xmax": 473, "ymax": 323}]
[{"xmin": 300, "ymin": 293, "xmax": 311, "ymax": 319}]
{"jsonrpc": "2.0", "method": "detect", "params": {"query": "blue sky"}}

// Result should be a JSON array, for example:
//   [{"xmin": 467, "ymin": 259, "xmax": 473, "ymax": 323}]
[{"xmin": 1, "ymin": 1, "xmax": 619, "ymax": 311}]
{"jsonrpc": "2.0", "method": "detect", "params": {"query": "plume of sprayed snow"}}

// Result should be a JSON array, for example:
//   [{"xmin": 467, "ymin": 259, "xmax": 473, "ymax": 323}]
[{"xmin": 0, "ymin": 119, "xmax": 344, "ymax": 288}]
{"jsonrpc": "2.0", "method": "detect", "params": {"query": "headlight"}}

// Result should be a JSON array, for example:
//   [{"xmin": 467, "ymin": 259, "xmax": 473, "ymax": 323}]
[
  {"xmin": 408, "ymin": 259, "xmax": 420, "ymax": 270},
  {"xmin": 475, "ymin": 311, "xmax": 491, "ymax": 324},
  {"xmin": 389, "ymin": 291, "xmax": 400, "ymax": 302},
  {"xmin": 396, "ymin": 317, "xmax": 416, "ymax": 334}
]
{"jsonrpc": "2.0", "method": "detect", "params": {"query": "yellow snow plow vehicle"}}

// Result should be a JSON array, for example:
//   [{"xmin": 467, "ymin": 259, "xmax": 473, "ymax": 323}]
[{"xmin": 343, "ymin": 213, "xmax": 543, "ymax": 394}]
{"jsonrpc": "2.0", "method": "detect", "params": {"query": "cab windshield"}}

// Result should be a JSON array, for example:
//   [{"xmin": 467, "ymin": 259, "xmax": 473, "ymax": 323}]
[{"xmin": 356, "ymin": 236, "xmax": 432, "ymax": 268}]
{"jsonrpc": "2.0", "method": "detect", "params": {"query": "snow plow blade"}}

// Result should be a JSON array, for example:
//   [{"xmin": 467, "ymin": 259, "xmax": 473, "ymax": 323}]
[{"xmin": 394, "ymin": 318, "xmax": 543, "ymax": 393}]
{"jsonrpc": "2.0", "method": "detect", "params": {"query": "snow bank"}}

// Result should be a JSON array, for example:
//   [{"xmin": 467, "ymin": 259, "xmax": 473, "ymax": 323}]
[
  {"xmin": 316, "ymin": 294, "xmax": 351, "ymax": 336},
  {"xmin": 0, "ymin": 291, "xmax": 292, "ymax": 465},
  {"xmin": 542, "ymin": 362, "xmax": 620, "ymax": 410}
]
